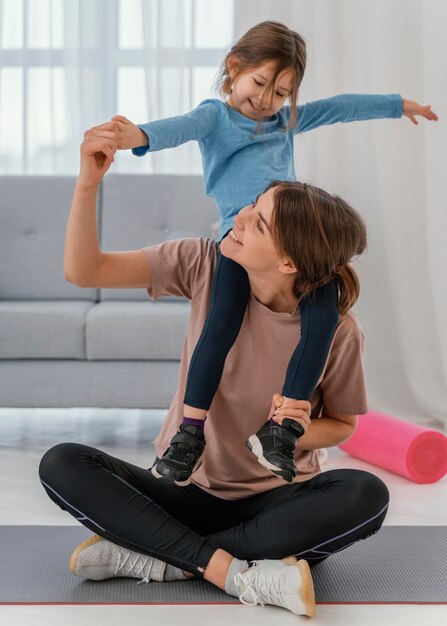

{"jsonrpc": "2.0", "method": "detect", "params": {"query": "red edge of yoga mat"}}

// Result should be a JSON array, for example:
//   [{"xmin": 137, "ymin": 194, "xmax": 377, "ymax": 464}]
[
  {"xmin": 1, "ymin": 601, "xmax": 446, "ymax": 606},
  {"xmin": 339, "ymin": 410, "xmax": 447, "ymax": 483}
]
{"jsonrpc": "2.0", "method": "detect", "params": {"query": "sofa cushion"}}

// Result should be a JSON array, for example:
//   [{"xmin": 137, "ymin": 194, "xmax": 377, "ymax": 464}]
[
  {"xmin": 0, "ymin": 360, "xmax": 181, "ymax": 408},
  {"xmin": 99, "ymin": 174, "xmax": 218, "ymax": 301},
  {"xmin": 0, "ymin": 301, "xmax": 93, "ymax": 359},
  {"xmin": 0, "ymin": 176, "xmax": 97, "ymax": 300},
  {"xmin": 86, "ymin": 301, "xmax": 190, "ymax": 360}
]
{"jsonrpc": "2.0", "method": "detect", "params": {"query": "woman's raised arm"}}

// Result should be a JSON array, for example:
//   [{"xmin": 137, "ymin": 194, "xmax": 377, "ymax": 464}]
[{"xmin": 64, "ymin": 122, "xmax": 152, "ymax": 290}]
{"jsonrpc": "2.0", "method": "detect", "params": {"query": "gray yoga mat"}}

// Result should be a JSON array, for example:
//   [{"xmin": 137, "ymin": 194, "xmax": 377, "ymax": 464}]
[{"xmin": 0, "ymin": 526, "xmax": 446, "ymax": 604}]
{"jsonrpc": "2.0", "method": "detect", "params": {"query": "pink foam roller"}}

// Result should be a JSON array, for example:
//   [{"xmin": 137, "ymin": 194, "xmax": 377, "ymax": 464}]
[{"xmin": 339, "ymin": 410, "xmax": 447, "ymax": 483}]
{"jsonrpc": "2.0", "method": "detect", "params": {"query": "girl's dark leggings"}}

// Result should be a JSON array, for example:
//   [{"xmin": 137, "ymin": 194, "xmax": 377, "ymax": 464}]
[
  {"xmin": 184, "ymin": 246, "xmax": 339, "ymax": 409},
  {"xmin": 39, "ymin": 443, "xmax": 390, "ymax": 578}
]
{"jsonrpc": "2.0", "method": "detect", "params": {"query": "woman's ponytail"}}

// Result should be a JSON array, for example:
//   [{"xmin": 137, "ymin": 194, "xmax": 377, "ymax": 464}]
[
  {"xmin": 269, "ymin": 180, "xmax": 367, "ymax": 316},
  {"xmin": 336, "ymin": 264, "xmax": 360, "ymax": 315}
]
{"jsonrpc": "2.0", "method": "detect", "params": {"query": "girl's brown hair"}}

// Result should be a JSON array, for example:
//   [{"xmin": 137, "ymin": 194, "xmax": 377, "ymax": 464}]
[
  {"xmin": 268, "ymin": 181, "xmax": 367, "ymax": 315},
  {"xmin": 216, "ymin": 21, "xmax": 307, "ymax": 128}
]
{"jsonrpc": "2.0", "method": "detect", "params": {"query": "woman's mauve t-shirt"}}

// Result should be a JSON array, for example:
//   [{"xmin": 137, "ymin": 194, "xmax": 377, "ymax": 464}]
[{"xmin": 141, "ymin": 238, "xmax": 368, "ymax": 500}]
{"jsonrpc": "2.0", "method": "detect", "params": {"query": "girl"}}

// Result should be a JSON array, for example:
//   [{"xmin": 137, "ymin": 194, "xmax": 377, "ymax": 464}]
[
  {"xmin": 112, "ymin": 21, "xmax": 437, "ymax": 487},
  {"xmin": 40, "ymin": 122, "xmax": 388, "ymax": 617}
]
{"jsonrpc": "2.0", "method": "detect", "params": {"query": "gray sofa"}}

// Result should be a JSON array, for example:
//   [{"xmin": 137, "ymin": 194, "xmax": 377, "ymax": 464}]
[{"xmin": 0, "ymin": 174, "xmax": 217, "ymax": 408}]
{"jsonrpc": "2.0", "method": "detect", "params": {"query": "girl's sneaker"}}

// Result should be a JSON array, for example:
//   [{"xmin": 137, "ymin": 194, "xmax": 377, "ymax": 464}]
[
  {"xmin": 151, "ymin": 423, "xmax": 205, "ymax": 486},
  {"xmin": 234, "ymin": 558, "xmax": 315, "ymax": 617},
  {"xmin": 246, "ymin": 418, "xmax": 304, "ymax": 483}
]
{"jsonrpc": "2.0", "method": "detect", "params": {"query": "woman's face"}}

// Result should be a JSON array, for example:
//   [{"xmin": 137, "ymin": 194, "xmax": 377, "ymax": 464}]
[{"xmin": 220, "ymin": 187, "xmax": 289, "ymax": 274}]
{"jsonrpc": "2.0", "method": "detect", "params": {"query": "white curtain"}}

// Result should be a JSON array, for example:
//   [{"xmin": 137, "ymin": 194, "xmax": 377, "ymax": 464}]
[
  {"xmin": 1, "ymin": 0, "xmax": 445, "ymax": 428},
  {"xmin": 0, "ymin": 0, "xmax": 233, "ymax": 174},
  {"xmin": 235, "ymin": 0, "xmax": 447, "ymax": 429}
]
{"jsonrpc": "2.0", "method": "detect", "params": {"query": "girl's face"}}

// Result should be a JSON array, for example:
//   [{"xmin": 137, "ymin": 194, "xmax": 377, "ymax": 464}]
[
  {"xmin": 220, "ymin": 187, "xmax": 291, "ymax": 275},
  {"xmin": 227, "ymin": 59, "xmax": 294, "ymax": 120}
]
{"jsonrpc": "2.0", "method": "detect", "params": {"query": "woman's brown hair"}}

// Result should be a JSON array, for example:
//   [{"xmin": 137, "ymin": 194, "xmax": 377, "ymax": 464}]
[
  {"xmin": 269, "ymin": 181, "xmax": 367, "ymax": 315},
  {"xmin": 216, "ymin": 21, "xmax": 307, "ymax": 128}
]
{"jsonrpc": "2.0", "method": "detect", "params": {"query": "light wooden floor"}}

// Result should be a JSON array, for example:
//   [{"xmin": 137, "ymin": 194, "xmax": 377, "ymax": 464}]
[{"xmin": 0, "ymin": 408, "xmax": 446, "ymax": 626}]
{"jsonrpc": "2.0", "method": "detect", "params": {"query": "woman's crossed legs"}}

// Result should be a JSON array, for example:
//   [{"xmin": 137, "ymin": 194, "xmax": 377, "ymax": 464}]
[{"xmin": 39, "ymin": 443, "xmax": 390, "ymax": 582}]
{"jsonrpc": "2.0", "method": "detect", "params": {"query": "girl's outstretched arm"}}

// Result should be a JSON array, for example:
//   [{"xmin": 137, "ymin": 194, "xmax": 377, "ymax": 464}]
[
  {"xmin": 112, "ymin": 100, "xmax": 220, "ymax": 156},
  {"xmin": 295, "ymin": 93, "xmax": 403, "ymax": 134},
  {"xmin": 295, "ymin": 94, "xmax": 438, "ymax": 134}
]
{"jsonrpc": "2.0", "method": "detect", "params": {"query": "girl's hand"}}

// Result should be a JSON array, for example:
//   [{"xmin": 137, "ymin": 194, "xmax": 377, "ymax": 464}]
[
  {"xmin": 269, "ymin": 393, "xmax": 312, "ymax": 434},
  {"xmin": 79, "ymin": 122, "xmax": 118, "ymax": 187},
  {"xmin": 111, "ymin": 115, "xmax": 149, "ymax": 150},
  {"xmin": 402, "ymin": 99, "xmax": 439, "ymax": 125}
]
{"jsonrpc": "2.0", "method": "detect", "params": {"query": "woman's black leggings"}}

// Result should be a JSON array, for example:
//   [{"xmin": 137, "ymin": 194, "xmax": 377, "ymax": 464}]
[
  {"xmin": 39, "ymin": 443, "xmax": 390, "ymax": 578},
  {"xmin": 184, "ymin": 247, "xmax": 339, "ymax": 409}
]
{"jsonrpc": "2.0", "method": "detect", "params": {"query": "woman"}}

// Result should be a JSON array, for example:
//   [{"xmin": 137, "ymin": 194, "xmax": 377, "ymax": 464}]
[{"xmin": 39, "ymin": 122, "xmax": 390, "ymax": 618}]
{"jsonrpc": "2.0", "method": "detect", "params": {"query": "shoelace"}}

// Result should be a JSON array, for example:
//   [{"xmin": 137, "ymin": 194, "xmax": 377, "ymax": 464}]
[
  {"xmin": 234, "ymin": 562, "xmax": 285, "ymax": 607},
  {"xmin": 115, "ymin": 550, "xmax": 155, "ymax": 585}
]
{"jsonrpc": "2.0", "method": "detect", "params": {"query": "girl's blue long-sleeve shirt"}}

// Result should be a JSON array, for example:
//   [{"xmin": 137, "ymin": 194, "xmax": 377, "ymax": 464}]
[{"xmin": 133, "ymin": 94, "xmax": 402, "ymax": 240}]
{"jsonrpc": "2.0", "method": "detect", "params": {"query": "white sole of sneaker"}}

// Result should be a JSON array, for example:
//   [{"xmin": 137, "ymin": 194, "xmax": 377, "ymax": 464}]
[
  {"xmin": 151, "ymin": 453, "xmax": 204, "ymax": 487},
  {"xmin": 246, "ymin": 435, "xmax": 294, "ymax": 482},
  {"xmin": 297, "ymin": 559, "xmax": 316, "ymax": 618},
  {"xmin": 69, "ymin": 534, "xmax": 104, "ymax": 574}
]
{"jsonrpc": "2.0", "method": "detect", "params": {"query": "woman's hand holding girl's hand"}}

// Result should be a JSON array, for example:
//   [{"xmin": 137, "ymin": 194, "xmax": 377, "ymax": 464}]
[
  {"xmin": 79, "ymin": 122, "xmax": 118, "ymax": 187},
  {"xmin": 111, "ymin": 115, "xmax": 149, "ymax": 150},
  {"xmin": 402, "ymin": 99, "xmax": 439, "ymax": 125},
  {"xmin": 269, "ymin": 393, "xmax": 311, "ymax": 434}
]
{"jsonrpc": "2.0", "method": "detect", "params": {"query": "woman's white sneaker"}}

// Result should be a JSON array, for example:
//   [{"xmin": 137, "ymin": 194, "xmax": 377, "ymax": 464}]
[
  {"xmin": 234, "ymin": 558, "xmax": 315, "ymax": 617},
  {"xmin": 69, "ymin": 534, "xmax": 167, "ymax": 584}
]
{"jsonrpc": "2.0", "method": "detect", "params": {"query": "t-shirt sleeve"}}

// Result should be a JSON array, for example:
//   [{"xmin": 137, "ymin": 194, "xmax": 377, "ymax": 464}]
[
  {"xmin": 132, "ymin": 99, "xmax": 219, "ymax": 156},
  {"xmin": 292, "ymin": 93, "xmax": 403, "ymax": 134},
  {"xmin": 319, "ymin": 311, "xmax": 369, "ymax": 415},
  {"xmin": 141, "ymin": 237, "xmax": 217, "ymax": 301}
]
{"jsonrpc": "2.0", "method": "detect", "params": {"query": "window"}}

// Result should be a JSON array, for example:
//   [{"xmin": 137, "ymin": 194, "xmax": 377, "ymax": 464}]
[{"xmin": 0, "ymin": 0, "xmax": 234, "ymax": 174}]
